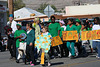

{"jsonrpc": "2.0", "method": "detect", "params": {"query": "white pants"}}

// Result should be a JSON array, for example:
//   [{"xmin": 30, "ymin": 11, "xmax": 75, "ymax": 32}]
[{"xmin": 17, "ymin": 48, "xmax": 26, "ymax": 60}]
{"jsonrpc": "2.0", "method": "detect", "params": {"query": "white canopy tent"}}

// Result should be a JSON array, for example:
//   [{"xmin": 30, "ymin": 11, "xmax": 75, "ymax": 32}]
[{"xmin": 14, "ymin": 7, "xmax": 47, "ymax": 21}]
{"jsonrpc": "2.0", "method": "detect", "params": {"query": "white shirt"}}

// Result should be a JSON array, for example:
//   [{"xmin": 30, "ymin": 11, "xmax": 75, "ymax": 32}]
[
  {"xmin": 7, "ymin": 20, "xmax": 17, "ymax": 33},
  {"xmin": 61, "ymin": 25, "xmax": 66, "ymax": 31},
  {"xmin": 43, "ymin": 32, "xmax": 49, "ymax": 35},
  {"xmin": 92, "ymin": 24, "xmax": 100, "ymax": 41},
  {"xmin": 27, "ymin": 29, "xmax": 32, "ymax": 34}
]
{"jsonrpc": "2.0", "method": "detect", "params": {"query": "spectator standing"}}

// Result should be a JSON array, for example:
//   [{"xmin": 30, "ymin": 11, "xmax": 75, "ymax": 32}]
[
  {"xmin": 14, "ymin": 23, "xmax": 26, "ymax": 62},
  {"xmin": 7, "ymin": 14, "xmax": 17, "ymax": 60},
  {"xmin": 26, "ymin": 23, "xmax": 36, "ymax": 66},
  {"xmin": 92, "ymin": 17, "xmax": 100, "ymax": 59},
  {"xmin": 48, "ymin": 16, "xmax": 61, "ymax": 58}
]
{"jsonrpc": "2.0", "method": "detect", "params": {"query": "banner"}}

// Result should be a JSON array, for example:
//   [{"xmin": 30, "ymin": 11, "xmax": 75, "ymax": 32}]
[
  {"xmin": 62, "ymin": 31, "xmax": 78, "ymax": 41},
  {"xmin": 51, "ymin": 36, "xmax": 63, "ymax": 47},
  {"xmin": 81, "ymin": 30, "xmax": 100, "ymax": 40},
  {"xmin": 81, "ymin": 31, "xmax": 92, "ymax": 40},
  {"xmin": 96, "ymin": 30, "xmax": 100, "ymax": 39}
]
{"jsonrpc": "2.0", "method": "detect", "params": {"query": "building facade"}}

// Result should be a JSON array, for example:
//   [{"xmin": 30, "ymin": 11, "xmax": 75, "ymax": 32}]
[{"xmin": 0, "ymin": 0, "xmax": 7, "ymax": 36}]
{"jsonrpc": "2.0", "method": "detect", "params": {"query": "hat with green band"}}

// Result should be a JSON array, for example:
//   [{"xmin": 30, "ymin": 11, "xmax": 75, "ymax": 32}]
[
  {"xmin": 16, "ymin": 22, "xmax": 22, "ymax": 27},
  {"xmin": 76, "ymin": 19, "xmax": 80, "ymax": 23}
]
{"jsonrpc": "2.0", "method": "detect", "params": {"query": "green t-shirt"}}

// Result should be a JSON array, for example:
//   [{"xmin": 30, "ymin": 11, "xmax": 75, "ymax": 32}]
[
  {"xmin": 80, "ymin": 29, "xmax": 87, "ymax": 32},
  {"xmin": 77, "ymin": 25, "xmax": 81, "ymax": 33},
  {"xmin": 59, "ymin": 27, "xmax": 64, "ymax": 37},
  {"xmin": 66, "ymin": 25, "xmax": 77, "ymax": 31},
  {"xmin": 48, "ymin": 23, "xmax": 60, "ymax": 37},
  {"xmin": 14, "ymin": 30, "xmax": 26, "ymax": 48}
]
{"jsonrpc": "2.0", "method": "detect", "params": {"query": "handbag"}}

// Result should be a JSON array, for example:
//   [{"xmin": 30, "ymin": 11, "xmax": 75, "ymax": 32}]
[{"xmin": 19, "ymin": 42, "xmax": 26, "ymax": 50}]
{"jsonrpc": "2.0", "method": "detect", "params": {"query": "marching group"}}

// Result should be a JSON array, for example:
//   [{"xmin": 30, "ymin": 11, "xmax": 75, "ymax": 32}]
[{"xmin": 1, "ymin": 14, "xmax": 100, "ymax": 66}]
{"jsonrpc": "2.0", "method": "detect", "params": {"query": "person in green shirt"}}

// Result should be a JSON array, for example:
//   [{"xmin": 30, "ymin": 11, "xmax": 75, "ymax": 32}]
[
  {"xmin": 79, "ymin": 24, "xmax": 87, "ymax": 38},
  {"xmin": 14, "ymin": 23, "xmax": 26, "ymax": 63},
  {"xmin": 48, "ymin": 16, "xmax": 61, "ymax": 58},
  {"xmin": 59, "ymin": 20, "xmax": 69, "ymax": 57},
  {"xmin": 66, "ymin": 18, "xmax": 78, "ymax": 59},
  {"xmin": 87, "ymin": 23, "xmax": 93, "ymax": 53},
  {"xmin": 59, "ymin": 20, "xmax": 66, "ymax": 38},
  {"xmin": 79, "ymin": 24, "xmax": 88, "ymax": 57},
  {"xmin": 88, "ymin": 23, "xmax": 93, "ymax": 31},
  {"xmin": 75, "ymin": 19, "xmax": 82, "ymax": 56},
  {"xmin": 48, "ymin": 16, "xmax": 60, "ymax": 37},
  {"xmin": 76, "ymin": 19, "xmax": 82, "ymax": 34}
]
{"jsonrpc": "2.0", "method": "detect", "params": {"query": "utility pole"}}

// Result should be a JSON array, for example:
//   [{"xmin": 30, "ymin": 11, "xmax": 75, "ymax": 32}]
[
  {"xmin": 8, "ymin": 0, "xmax": 14, "ymax": 15},
  {"xmin": 78, "ymin": 0, "xmax": 81, "ymax": 5},
  {"xmin": 99, "ymin": 0, "xmax": 100, "ymax": 4}
]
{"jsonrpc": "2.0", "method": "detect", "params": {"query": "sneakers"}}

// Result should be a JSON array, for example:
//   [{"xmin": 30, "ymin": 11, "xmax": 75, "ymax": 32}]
[
  {"xmin": 96, "ymin": 56, "xmax": 100, "ymax": 59},
  {"xmin": 96, "ymin": 54, "xmax": 100, "ymax": 59},
  {"xmin": 12, "ymin": 57, "xmax": 16, "ymax": 60},
  {"xmin": 96, "ymin": 54, "xmax": 98, "ymax": 58},
  {"xmin": 30, "ymin": 61, "xmax": 32, "ymax": 64},
  {"xmin": 16, "ymin": 59, "xmax": 19, "ymax": 63},
  {"xmin": 30, "ymin": 61, "xmax": 34, "ymax": 66},
  {"xmin": 58, "ymin": 54, "xmax": 61, "ymax": 58},
  {"xmin": 31, "ymin": 64, "xmax": 34, "ymax": 66},
  {"xmin": 48, "ymin": 62, "xmax": 51, "ymax": 66},
  {"xmin": 9, "ymin": 56, "xmax": 14, "ymax": 60},
  {"xmin": 41, "ymin": 62, "xmax": 51, "ymax": 67},
  {"xmin": 70, "ymin": 56, "xmax": 75, "ymax": 59},
  {"xmin": 51, "ymin": 56, "xmax": 54, "ymax": 58}
]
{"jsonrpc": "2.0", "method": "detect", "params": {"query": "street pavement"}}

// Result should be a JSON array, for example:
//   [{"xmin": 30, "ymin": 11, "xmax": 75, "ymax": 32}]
[{"xmin": 0, "ymin": 51, "xmax": 100, "ymax": 67}]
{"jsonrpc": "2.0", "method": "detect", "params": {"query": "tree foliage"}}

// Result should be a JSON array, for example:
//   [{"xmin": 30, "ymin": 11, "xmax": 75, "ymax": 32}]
[
  {"xmin": 37, "ymin": 3, "xmax": 57, "ymax": 13},
  {"xmin": 13, "ymin": 0, "xmax": 25, "ymax": 11},
  {"xmin": 51, "ymin": 5, "xmax": 57, "ymax": 12}
]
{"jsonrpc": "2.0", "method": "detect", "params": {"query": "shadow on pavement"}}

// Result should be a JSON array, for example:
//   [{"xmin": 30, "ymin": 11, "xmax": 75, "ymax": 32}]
[{"xmin": 51, "ymin": 62, "xmax": 64, "ymax": 66}]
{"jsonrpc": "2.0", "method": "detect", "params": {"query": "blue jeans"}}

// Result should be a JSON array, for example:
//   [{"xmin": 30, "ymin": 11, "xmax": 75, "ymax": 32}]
[
  {"xmin": 16, "ymin": 48, "xmax": 19, "ymax": 59},
  {"xmin": 92, "ymin": 41, "xmax": 98, "ymax": 53},
  {"xmin": 92, "ymin": 41, "xmax": 100, "ymax": 57}
]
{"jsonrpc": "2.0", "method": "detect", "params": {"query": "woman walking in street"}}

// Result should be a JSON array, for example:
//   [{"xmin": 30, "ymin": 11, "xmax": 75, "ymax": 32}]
[
  {"xmin": 66, "ymin": 18, "xmax": 78, "ymax": 59},
  {"xmin": 26, "ymin": 23, "xmax": 36, "ymax": 66}
]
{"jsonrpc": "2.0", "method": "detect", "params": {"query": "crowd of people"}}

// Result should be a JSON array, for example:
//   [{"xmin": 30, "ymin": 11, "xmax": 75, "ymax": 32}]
[{"xmin": 1, "ymin": 14, "xmax": 100, "ymax": 66}]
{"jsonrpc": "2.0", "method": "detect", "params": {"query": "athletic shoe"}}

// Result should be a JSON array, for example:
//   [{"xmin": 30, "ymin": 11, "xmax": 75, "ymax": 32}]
[
  {"xmin": 48, "ymin": 62, "xmax": 51, "ymax": 66},
  {"xmin": 70, "ymin": 56, "xmax": 75, "ymax": 59},
  {"xmin": 16, "ymin": 60, "xmax": 19, "ymax": 63},
  {"xmin": 31, "ymin": 64, "xmax": 34, "ymax": 66}
]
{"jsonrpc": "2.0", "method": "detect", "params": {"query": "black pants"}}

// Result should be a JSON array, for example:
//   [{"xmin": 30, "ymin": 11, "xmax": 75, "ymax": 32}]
[
  {"xmin": 75, "ymin": 42, "xmax": 82, "ymax": 55},
  {"xmin": 60, "ymin": 42, "xmax": 69, "ymax": 57},
  {"xmin": 26, "ymin": 45, "xmax": 35, "ymax": 64},
  {"xmin": 0, "ymin": 41, "xmax": 3, "ymax": 51},
  {"xmin": 7, "ymin": 38, "xmax": 16, "ymax": 58},
  {"xmin": 50, "ymin": 46, "xmax": 61, "ymax": 57}
]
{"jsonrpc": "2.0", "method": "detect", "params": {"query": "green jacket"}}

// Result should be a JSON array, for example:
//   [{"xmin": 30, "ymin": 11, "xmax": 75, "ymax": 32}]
[{"xmin": 26, "ymin": 29, "xmax": 35, "ymax": 45}]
